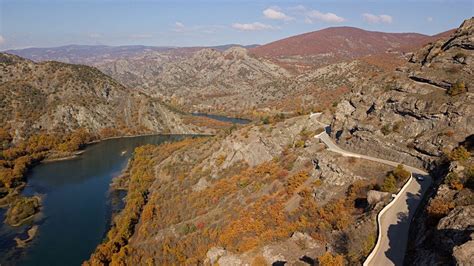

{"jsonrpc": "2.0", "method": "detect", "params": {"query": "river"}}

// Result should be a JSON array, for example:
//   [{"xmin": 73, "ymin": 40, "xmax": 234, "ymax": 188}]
[
  {"xmin": 0, "ymin": 134, "xmax": 190, "ymax": 266},
  {"xmin": 191, "ymin": 112, "xmax": 250, "ymax": 124}
]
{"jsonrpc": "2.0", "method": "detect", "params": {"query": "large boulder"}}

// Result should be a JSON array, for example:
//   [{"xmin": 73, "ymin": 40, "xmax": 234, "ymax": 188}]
[{"xmin": 367, "ymin": 190, "xmax": 390, "ymax": 206}]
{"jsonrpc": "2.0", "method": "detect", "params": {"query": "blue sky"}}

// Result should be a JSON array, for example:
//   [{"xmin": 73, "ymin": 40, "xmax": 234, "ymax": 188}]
[{"xmin": 0, "ymin": 0, "xmax": 472, "ymax": 49}]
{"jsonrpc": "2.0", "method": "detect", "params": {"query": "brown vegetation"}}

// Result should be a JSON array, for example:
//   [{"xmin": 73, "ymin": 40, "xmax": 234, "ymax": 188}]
[
  {"xmin": 86, "ymin": 138, "xmax": 206, "ymax": 265},
  {"xmin": 426, "ymin": 198, "xmax": 455, "ymax": 222}
]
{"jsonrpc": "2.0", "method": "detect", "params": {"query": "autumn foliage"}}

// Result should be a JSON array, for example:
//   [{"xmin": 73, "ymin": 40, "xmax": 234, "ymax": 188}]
[
  {"xmin": 0, "ymin": 128, "xmax": 94, "ymax": 190},
  {"xmin": 427, "ymin": 198, "xmax": 455, "ymax": 222},
  {"xmin": 318, "ymin": 252, "xmax": 345, "ymax": 266},
  {"xmin": 86, "ymin": 138, "xmax": 205, "ymax": 265}
]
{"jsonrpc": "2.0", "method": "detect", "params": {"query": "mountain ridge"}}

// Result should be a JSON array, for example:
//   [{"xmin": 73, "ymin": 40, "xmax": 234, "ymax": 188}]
[{"xmin": 250, "ymin": 25, "xmax": 455, "ymax": 58}]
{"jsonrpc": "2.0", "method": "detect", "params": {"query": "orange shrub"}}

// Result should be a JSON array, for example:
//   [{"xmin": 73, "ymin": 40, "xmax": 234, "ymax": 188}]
[
  {"xmin": 427, "ymin": 198, "xmax": 455, "ymax": 221},
  {"xmin": 286, "ymin": 171, "xmax": 310, "ymax": 195},
  {"xmin": 318, "ymin": 252, "xmax": 344, "ymax": 266}
]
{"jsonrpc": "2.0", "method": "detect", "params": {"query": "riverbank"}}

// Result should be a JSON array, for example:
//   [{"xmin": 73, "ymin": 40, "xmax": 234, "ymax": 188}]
[{"xmin": 43, "ymin": 132, "xmax": 213, "ymax": 163}]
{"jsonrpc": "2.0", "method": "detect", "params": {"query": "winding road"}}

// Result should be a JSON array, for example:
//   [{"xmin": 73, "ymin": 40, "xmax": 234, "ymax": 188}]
[{"xmin": 312, "ymin": 116, "xmax": 431, "ymax": 266}]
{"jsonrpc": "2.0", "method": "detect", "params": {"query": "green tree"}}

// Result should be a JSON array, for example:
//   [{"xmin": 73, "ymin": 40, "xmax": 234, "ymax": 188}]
[
  {"xmin": 393, "ymin": 164, "xmax": 411, "ymax": 181},
  {"xmin": 447, "ymin": 81, "xmax": 467, "ymax": 96},
  {"xmin": 444, "ymin": 172, "xmax": 463, "ymax": 190},
  {"xmin": 381, "ymin": 124, "xmax": 391, "ymax": 135},
  {"xmin": 261, "ymin": 116, "xmax": 270, "ymax": 125},
  {"xmin": 447, "ymin": 146, "xmax": 471, "ymax": 162},
  {"xmin": 381, "ymin": 174, "xmax": 397, "ymax": 193},
  {"xmin": 465, "ymin": 165, "xmax": 474, "ymax": 189}
]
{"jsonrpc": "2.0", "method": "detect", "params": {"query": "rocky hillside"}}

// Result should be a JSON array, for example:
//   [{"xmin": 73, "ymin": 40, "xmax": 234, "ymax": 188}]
[
  {"xmin": 328, "ymin": 17, "xmax": 473, "ymax": 264},
  {"xmin": 329, "ymin": 18, "xmax": 473, "ymax": 169},
  {"xmin": 0, "ymin": 53, "xmax": 199, "ymax": 139},
  {"xmin": 86, "ymin": 114, "xmax": 397, "ymax": 265},
  {"xmin": 99, "ymin": 47, "xmax": 294, "ymax": 115},
  {"xmin": 99, "ymin": 46, "xmax": 388, "ymax": 118}
]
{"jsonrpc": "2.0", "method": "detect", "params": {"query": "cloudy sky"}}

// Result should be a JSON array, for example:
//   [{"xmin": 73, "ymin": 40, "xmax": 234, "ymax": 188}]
[{"xmin": 0, "ymin": 0, "xmax": 472, "ymax": 50}]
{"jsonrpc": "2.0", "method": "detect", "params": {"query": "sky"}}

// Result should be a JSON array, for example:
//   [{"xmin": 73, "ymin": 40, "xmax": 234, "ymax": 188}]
[{"xmin": 0, "ymin": 0, "xmax": 472, "ymax": 50}]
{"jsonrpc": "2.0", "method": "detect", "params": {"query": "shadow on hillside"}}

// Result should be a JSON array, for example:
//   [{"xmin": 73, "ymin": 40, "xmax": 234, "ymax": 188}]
[{"xmin": 384, "ymin": 189, "xmax": 421, "ymax": 265}]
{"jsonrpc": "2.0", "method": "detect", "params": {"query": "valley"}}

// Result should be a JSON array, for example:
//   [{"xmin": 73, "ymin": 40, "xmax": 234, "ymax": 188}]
[{"xmin": 0, "ymin": 4, "xmax": 472, "ymax": 265}]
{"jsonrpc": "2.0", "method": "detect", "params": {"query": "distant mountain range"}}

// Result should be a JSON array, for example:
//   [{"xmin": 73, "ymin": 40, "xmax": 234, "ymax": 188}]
[
  {"xmin": 2, "ymin": 25, "xmax": 455, "ymax": 118},
  {"xmin": 5, "ymin": 26, "xmax": 454, "ymax": 66},
  {"xmin": 250, "ymin": 26, "xmax": 454, "ymax": 59},
  {"xmin": 4, "ymin": 44, "xmax": 260, "ymax": 64}
]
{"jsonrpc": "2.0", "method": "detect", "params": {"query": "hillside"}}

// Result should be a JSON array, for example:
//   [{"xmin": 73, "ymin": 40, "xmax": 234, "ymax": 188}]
[
  {"xmin": 251, "ymin": 26, "xmax": 451, "ymax": 58},
  {"xmin": 0, "ymin": 53, "xmax": 199, "ymax": 139},
  {"xmin": 86, "ymin": 114, "xmax": 397, "ymax": 265},
  {"xmin": 329, "ymin": 19, "xmax": 473, "ymax": 168},
  {"xmin": 329, "ymin": 18, "xmax": 473, "ymax": 264},
  {"xmin": 98, "ymin": 46, "xmax": 293, "ymax": 115},
  {"xmin": 98, "ymin": 46, "xmax": 388, "ymax": 118}
]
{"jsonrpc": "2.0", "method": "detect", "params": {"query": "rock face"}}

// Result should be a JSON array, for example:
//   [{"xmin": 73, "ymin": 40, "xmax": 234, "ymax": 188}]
[
  {"xmin": 453, "ymin": 233, "xmax": 474, "ymax": 265},
  {"xmin": 0, "ymin": 53, "xmax": 199, "ymax": 139},
  {"xmin": 438, "ymin": 206, "xmax": 474, "ymax": 232},
  {"xmin": 330, "ymin": 18, "xmax": 474, "ymax": 169},
  {"xmin": 436, "ymin": 206, "xmax": 474, "ymax": 254},
  {"xmin": 406, "ymin": 159, "xmax": 473, "ymax": 265}
]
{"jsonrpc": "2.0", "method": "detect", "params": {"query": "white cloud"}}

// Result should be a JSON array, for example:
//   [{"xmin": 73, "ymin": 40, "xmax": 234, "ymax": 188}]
[
  {"xmin": 263, "ymin": 8, "xmax": 293, "ymax": 21},
  {"xmin": 173, "ymin": 22, "xmax": 186, "ymax": 32},
  {"xmin": 362, "ymin": 13, "xmax": 393, "ymax": 24},
  {"xmin": 0, "ymin": 35, "xmax": 5, "ymax": 45},
  {"xmin": 307, "ymin": 10, "xmax": 346, "ymax": 23},
  {"xmin": 289, "ymin": 6, "xmax": 345, "ymax": 24},
  {"xmin": 232, "ymin": 22, "xmax": 275, "ymax": 31},
  {"xmin": 427, "ymin": 17, "xmax": 433, "ymax": 22}
]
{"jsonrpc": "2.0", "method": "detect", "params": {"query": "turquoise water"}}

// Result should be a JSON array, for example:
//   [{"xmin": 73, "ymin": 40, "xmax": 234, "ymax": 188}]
[{"xmin": 0, "ymin": 134, "xmax": 189, "ymax": 266}]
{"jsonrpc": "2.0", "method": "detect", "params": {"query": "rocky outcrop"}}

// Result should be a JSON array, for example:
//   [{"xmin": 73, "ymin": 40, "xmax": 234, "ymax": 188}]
[
  {"xmin": 438, "ymin": 206, "xmax": 474, "ymax": 231},
  {"xmin": 367, "ymin": 190, "xmax": 390, "ymax": 206},
  {"xmin": 330, "ymin": 18, "xmax": 474, "ymax": 169},
  {"xmin": 453, "ymin": 233, "xmax": 474, "ymax": 265},
  {"xmin": 204, "ymin": 232, "xmax": 322, "ymax": 265},
  {"xmin": 436, "ymin": 206, "xmax": 474, "ymax": 251}
]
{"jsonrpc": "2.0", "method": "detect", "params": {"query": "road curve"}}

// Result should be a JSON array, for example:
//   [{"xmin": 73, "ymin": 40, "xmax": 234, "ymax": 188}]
[{"xmin": 314, "ymin": 129, "xmax": 431, "ymax": 266}]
